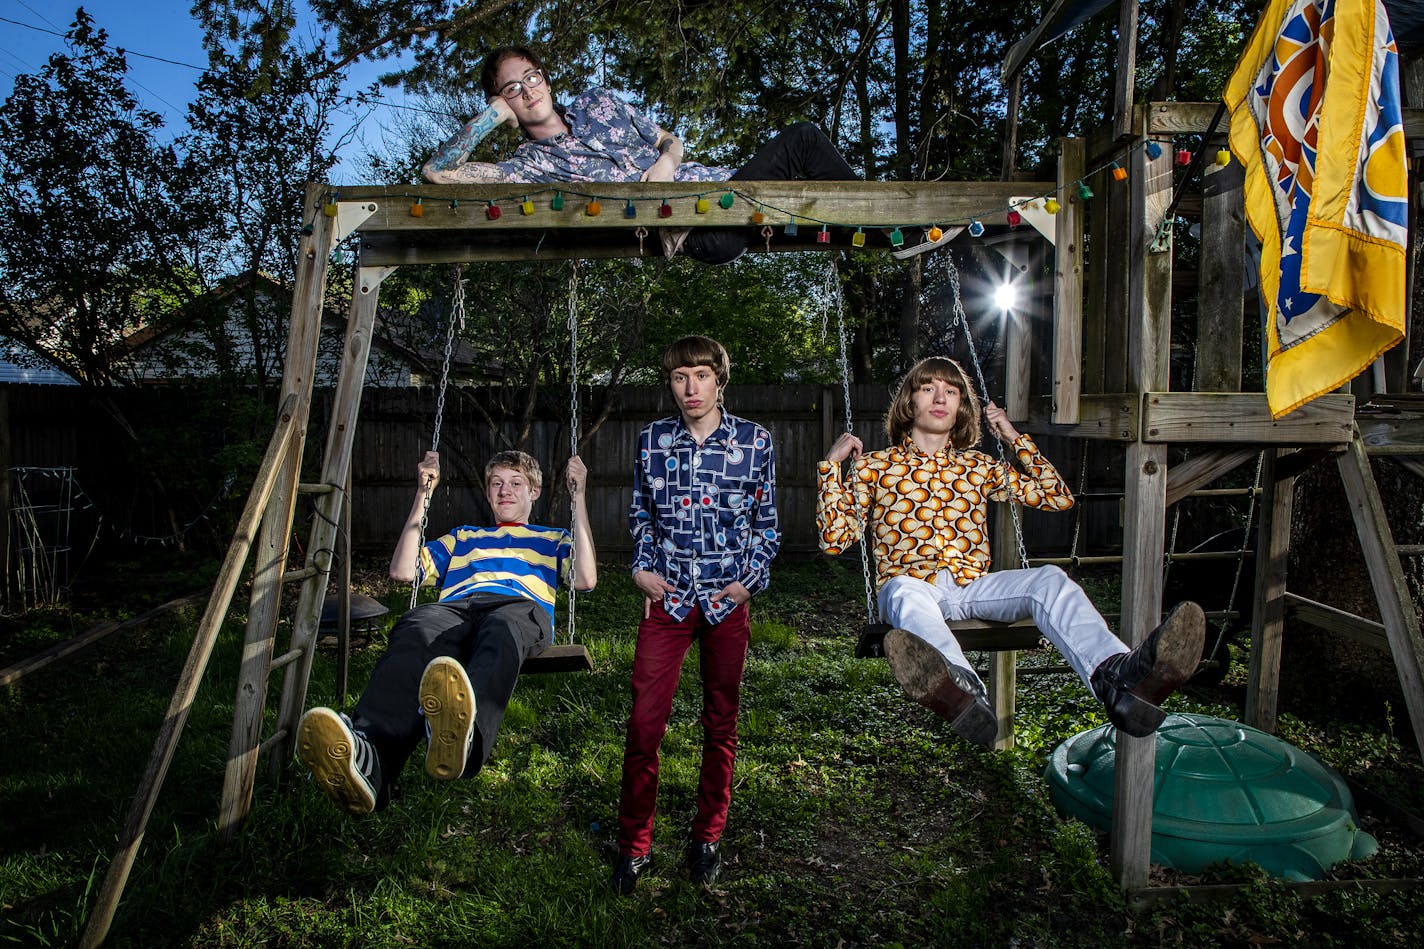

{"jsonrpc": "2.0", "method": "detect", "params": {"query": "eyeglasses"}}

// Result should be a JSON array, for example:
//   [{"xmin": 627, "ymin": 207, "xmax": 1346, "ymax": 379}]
[{"xmin": 499, "ymin": 70, "xmax": 546, "ymax": 100}]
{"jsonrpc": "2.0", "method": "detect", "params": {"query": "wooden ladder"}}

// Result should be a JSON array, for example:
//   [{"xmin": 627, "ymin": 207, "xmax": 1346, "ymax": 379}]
[
  {"xmin": 1248, "ymin": 424, "xmax": 1424, "ymax": 759},
  {"xmin": 80, "ymin": 190, "xmax": 384, "ymax": 948}
]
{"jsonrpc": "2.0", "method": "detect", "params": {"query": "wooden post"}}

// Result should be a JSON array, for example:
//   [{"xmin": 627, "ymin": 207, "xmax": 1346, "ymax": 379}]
[
  {"xmin": 1246, "ymin": 449, "xmax": 1293, "ymax": 732},
  {"xmin": 1113, "ymin": 0, "xmax": 1140, "ymax": 141},
  {"xmin": 1054, "ymin": 137, "xmax": 1085, "ymax": 424},
  {"xmin": 0, "ymin": 387, "xmax": 10, "ymax": 609},
  {"xmin": 1111, "ymin": 117, "xmax": 1173, "ymax": 889},
  {"xmin": 216, "ymin": 184, "xmax": 339, "ymax": 840},
  {"xmin": 268, "ymin": 265, "xmax": 395, "ymax": 783},
  {"xmin": 988, "ymin": 292, "xmax": 1034, "ymax": 749},
  {"xmin": 80, "ymin": 395, "xmax": 300, "ymax": 949},
  {"xmin": 1336, "ymin": 430, "xmax": 1424, "ymax": 757},
  {"xmin": 337, "ymin": 466, "xmax": 352, "ymax": 704},
  {"xmin": 1197, "ymin": 158, "xmax": 1246, "ymax": 391}
]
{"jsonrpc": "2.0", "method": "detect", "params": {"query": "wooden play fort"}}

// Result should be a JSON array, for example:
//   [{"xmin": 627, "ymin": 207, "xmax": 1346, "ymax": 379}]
[{"xmin": 79, "ymin": 16, "xmax": 1424, "ymax": 949}]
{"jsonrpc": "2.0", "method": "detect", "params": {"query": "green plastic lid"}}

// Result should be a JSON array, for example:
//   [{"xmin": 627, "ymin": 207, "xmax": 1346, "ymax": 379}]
[{"xmin": 1045, "ymin": 713, "xmax": 1378, "ymax": 881}]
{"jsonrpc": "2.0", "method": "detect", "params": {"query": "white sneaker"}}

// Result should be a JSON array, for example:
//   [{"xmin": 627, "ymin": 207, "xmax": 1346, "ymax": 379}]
[
  {"xmin": 297, "ymin": 708, "xmax": 381, "ymax": 815},
  {"xmin": 420, "ymin": 656, "xmax": 477, "ymax": 780},
  {"xmin": 891, "ymin": 226, "xmax": 964, "ymax": 259}
]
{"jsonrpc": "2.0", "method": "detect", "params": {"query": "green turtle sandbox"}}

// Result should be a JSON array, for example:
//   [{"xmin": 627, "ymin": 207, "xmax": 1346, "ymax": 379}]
[{"xmin": 1045, "ymin": 713, "xmax": 1378, "ymax": 881}]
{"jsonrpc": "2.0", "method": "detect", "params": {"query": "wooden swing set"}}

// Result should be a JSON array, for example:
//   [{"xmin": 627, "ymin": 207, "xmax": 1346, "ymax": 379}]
[{"xmin": 78, "ymin": 12, "xmax": 1424, "ymax": 949}]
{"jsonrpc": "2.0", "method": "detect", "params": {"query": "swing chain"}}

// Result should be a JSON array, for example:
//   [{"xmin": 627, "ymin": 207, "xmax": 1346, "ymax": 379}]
[
  {"xmin": 411, "ymin": 265, "xmax": 469, "ymax": 610},
  {"xmin": 940, "ymin": 251, "xmax": 1030, "ymax": 569},
  {"xmin": 564, "ymin": 260, "xmax": 581, "ymax": 645},
  {"xmin": 828, "ymin": 259, "xmax": 876, "ymax": 625}
]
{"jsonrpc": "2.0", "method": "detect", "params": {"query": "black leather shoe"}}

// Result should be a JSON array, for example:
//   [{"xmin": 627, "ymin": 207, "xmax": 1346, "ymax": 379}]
[
  {"xmin": 610, "ymin": 852, "xmax": 652, "ymax": 895},
  {"xmin": 686, "ymin": 840, "xmax": 722, "ymax": 885},
  {"xmin": 1091, "ymin": 601, "xmax": 1206, "ymax": 737},
  {"xmin": 883, "ymin": 628, "xmax": 997, "ymax": 748}
]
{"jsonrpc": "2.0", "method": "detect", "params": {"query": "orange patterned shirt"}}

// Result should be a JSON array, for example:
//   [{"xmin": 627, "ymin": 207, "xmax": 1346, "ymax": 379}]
[{"xmin": 816, "ymin": 435, "xmax": 1073, "ymax": 588}]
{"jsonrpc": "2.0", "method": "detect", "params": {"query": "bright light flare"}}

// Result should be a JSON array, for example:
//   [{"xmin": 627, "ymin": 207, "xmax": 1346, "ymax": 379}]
[{"xmin": 993, "ymin": 282, "xmax": 1018, "ymax": 312}]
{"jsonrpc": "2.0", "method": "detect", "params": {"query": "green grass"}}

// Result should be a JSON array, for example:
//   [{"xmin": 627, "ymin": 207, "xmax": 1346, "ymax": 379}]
[{"xmin": 2, "ymin": 558, "xmax": 1422, "ymax": 947}]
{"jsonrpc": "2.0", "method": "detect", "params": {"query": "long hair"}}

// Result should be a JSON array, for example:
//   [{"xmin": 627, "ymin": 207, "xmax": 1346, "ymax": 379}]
[
  {"xmin": 884, "ymin": 356, "xmax": 981, "ymax": 449},
  {"xmin": 661, "ymin": 335, "xmax": 731, "ymax": 388},
  {"xmin": 480, "ymin": 46, "xmax": 549, "ymax": 99}
]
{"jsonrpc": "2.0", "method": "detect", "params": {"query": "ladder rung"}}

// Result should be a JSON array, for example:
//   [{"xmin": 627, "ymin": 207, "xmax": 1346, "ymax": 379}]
[
  {"xmin": 270, "ymin": 647, "xmax": 303, "ymax": 671},
  {"xmin": 1395, "ymin": 545, "xmax": 1424, "ymax": 557},
  {"xmin": 282, "ymin": 566, "xmax": 319, "ymax": 583},
  {"xmin": 297, "ymin": 482, "xmax": 337, "ymax": 494},
  {"xmin": 1364, "ymin": 444, "xmax": 1424, "ymax": 457},
  {"xmin": 257, "ymin": 727, "xmax": 290, "ymax": 756}
]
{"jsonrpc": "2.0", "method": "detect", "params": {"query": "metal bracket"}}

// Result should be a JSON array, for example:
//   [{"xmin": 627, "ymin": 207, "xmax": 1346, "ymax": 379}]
[
  {"xmin": 1150, "ymin": 215, "xmax": 1175, "ymax": 253},
  {"xmin": 1008, "ymin": 195, "xmax": 1057, "ymax": 246},
  {"xmin": 333, "ymin": 201, "xmax": 379, "ymax": 242}
]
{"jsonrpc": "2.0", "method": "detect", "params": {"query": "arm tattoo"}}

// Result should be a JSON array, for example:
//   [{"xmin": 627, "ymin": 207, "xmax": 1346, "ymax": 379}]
[
  {"xmin": 450, "ymin": 163, "xmax": 507, "ymax": 183},
  {"xmin": 426, "ymin": 104, "xmax": 504, "ymax": 173}
]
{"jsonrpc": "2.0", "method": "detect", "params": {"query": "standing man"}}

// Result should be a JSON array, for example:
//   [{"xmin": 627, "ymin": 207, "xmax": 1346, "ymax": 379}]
[
  {"xmin": 420, "ymin": 46, "xmax": 946, "ymax": 263},
  {"xmin": 818, "ymin": 356, "xmax": 1204, "ymax": 747},
  {"xmin": 612, "ymin": 336, "xmax": 780, "ymax": 893}
]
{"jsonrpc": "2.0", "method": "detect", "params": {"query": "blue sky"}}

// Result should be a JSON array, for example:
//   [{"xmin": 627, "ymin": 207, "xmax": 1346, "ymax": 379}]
[{"xmin": 0, "ymin": 0, "xmax": 412, "ymax": 177}]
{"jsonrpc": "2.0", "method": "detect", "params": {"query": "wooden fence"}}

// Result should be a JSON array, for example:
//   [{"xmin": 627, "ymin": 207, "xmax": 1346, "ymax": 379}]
[{"xmin": 2, "ymin": 381, "xmax": 1100, "ymax": 563}]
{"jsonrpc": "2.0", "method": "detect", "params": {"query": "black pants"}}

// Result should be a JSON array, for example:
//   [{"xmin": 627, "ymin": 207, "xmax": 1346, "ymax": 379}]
[
  {"xmin": 351, "ymin": 593, "xmax": 549, "ymax": 806},
  {"xmin": 683, "ymin": 122, "xmax": 860, "ymax": 264}
]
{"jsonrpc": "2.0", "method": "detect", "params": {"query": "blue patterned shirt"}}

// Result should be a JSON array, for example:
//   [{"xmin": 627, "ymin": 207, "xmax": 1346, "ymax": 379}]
[
  {"xmin": 494, "ymin": 87, "xmax": 733, "ymax": 183},
  {"xmin": 630, "ymin": 411, "xmax": 780, "ymax": 624},
  {"xmin": 418, "ymin": 523, "xmax": 571, "ymax": 623}
]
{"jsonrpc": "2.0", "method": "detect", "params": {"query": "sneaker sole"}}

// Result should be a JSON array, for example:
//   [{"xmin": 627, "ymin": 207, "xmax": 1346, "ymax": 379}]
[
  {"xmin": 1132, "ymin": 602, "xmax": 1207, "ymax": 707},
  {"xmin": 296, "ymin": 708, "xmax": 376, "ymax": 815},
  {"xmin": 884, "ymin": 628, "xmax": 998, "ymax": 748},
  {"xmin": 420, "ymin": 656, "xmax": 475, "ymax": 781}
]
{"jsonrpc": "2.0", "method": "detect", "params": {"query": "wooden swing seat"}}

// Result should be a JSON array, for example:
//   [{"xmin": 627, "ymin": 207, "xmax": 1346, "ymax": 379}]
[
  {"xmin": 855, "ymin": 619, "xmax": 1043, "ymax": 658},
  {"xmin": 521, "ymin": 643, "xmax": 594, "ymax": 673}
]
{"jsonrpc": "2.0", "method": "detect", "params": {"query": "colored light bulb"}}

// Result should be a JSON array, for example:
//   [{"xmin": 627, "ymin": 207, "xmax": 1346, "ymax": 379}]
[
  {"xmin": 1216, "ymin": 148, "xmax": 1232, "ymax": 167},
  {"xmin": 719, "ymin": 191, "xmax": 735, "ymax": 209},
  {"xmin": 624, "ymin": 200, "xmax": 637, "ymax": 219},
  {"xmin": 1145, "ymin": 141, "xmax": 1163, "ymax": 160},
  {"xmin": 1076, "ymin": 181, "xmax": 1093, "ymax": 200},
  {"xmin": 586, "ymin": 200, "xmax": 601, "ymax": 216},
  {"xmin": 409, "ymin": 197, "xmax": 424, "ymax": 217},
  {"xmin": 852, "ymin": 228, "xmax": 866, "ymax": 247},
  {"xmin": 486, "ymin": 202, "xmax": 501, "ymax": 220},
  {"xmin": 816, "ymin": 226, "xmax": 830, "ymax": 244},
  {"xmin": 889, "ymin": 227, "xmax": 905, "ymax": 248},
  {"xmin": 928, "ymin": 225, "xmax": 943, "ymax": 242},
  {"xmin": 1111, "ymin": 163, "xmax": 1128, "ymax": 181},
  {"xmin": 1175, "ymin": 148, "xmax": 1192, "ymax": 166},
  {"xmin": 323, "ymin": 200, "xmax": 339, "ymax": 217},
  {"xmin": 968, "ymin": 220, "xmax": 984, "ymax": 237},
  {"xmin": 696, "ymin": 197, "xmax": 710, "ymax": 214},
  {"xmin": 751, "ymin": 209, "xmax": 765, "ymax": 224},
  {"xmin": 785, "ymin": 220, "xmax": 799, "ymax": 236},
  {"xmin": 521, "ymin": 198, "xmax": 535, "ymax": 215},
  {"xmin": 551, "ymin": 192, "xmax": 565, "ymax": 210},
  {"xmin": 1007, "ymin": 209, "xmax": 1022, "ymax": 227},
  {"xmin": 659, "ymin": 201, "xmax": 672, "ymax": 218}
]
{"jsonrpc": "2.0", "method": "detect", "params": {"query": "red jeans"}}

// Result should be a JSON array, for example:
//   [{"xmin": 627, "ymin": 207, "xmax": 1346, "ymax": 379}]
[{"xmin": 616, "ymin": 601, "xmax": 751, "ymax": 855}]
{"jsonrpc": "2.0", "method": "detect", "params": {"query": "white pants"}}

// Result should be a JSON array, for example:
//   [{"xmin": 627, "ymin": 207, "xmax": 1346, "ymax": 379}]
[{"xmin": 879, "ymin": 565, "xmax": 1127, "ymax": 691}]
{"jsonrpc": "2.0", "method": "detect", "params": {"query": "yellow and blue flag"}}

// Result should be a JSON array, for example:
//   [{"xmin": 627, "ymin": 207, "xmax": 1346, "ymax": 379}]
[{"xmin": 1226, "ymin": 0, "xmax": 1407, "ymax": 417}]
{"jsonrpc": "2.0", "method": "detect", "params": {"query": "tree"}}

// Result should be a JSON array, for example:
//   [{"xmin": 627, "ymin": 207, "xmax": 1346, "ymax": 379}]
[{"xmin": 0, "ymin": 11, "xmax": 203, "ymax": 388}]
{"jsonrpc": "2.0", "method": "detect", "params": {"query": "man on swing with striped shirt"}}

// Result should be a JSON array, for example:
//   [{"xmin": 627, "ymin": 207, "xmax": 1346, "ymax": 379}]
[
  {"xmin": 297, "ymin": 449, "xmax": 596, "ymax": 814},
  {"xmin": 817, "ymin": 356, "xmax": 1205, "ymax": 748}
]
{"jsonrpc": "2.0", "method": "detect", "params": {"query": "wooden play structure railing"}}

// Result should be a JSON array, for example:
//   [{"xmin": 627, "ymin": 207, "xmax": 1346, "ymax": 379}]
[{"xmin": 77, "ymin": 102, "xmax": 1424, "ymax": 943}]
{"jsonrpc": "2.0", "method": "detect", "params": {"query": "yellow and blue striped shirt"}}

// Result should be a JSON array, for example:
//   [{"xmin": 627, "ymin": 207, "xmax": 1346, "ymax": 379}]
[{"xmin": 418, "ymin": 523, "xmax": 572, "ymax": 621}]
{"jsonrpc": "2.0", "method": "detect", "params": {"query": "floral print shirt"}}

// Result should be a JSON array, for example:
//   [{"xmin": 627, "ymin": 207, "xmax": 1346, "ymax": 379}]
[
  {"xmin": 630, "ymin": 411, "xmax": 779, "ymax": 624},
  {"xmin": 494, "ymin": 87, "xmax": 733, "ymax": 183},
  {"xmin": 816, "ymin": 435, "xmax": 1073, "ymax": 588}
]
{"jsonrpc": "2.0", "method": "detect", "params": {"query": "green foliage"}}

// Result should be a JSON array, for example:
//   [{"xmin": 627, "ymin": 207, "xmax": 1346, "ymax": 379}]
[
  {"xmin": 2, "ymin": 558, "xmax": 1422, "ymax": 946},
  {"xmin": 0, "ymin": 11, "xmax": 204, "ymax": 386}
]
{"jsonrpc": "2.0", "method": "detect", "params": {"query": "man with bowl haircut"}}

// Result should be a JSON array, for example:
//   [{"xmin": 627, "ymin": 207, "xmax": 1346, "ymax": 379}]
[
  {"xmin": 817, "ymin": 355, "xmax": 1204, "ymax": 748},
  {"xmin": 612, "ymin": 335, "xmax": 779, "ymax": 892},
  {"xmin": 296, "ymin": 448, "xmax": 596, "ymax": 815}
]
